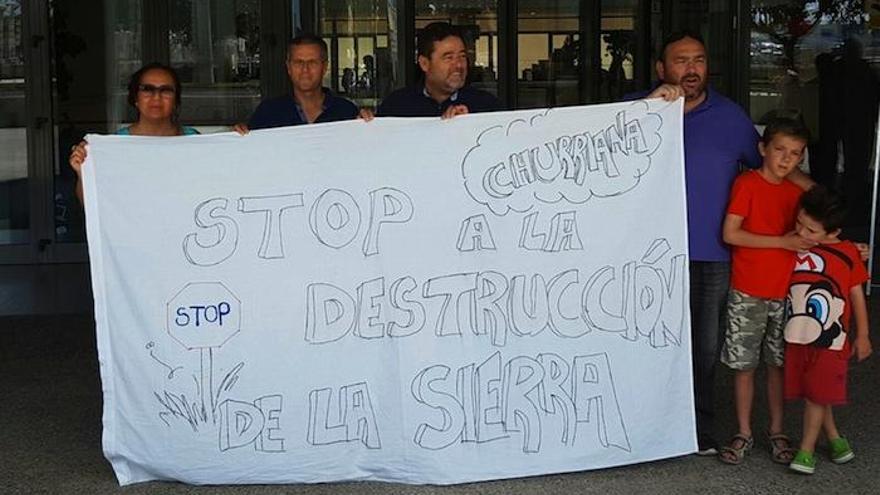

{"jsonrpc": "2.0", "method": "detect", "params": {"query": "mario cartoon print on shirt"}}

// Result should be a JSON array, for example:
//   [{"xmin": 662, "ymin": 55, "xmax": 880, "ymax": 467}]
[{"xmin": 784, "ymin": 249, "xmax": 850, "ymax": 351}]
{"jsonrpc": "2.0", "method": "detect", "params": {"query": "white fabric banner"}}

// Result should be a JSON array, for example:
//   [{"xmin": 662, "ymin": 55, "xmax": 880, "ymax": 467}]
[{"xmin": 84, "ymin": 99, "xmax": 694, "ymax": 486}]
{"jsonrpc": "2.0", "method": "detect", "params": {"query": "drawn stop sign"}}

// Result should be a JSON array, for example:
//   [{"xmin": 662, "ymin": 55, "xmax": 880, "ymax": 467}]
[
  {"xmin": 166, "ymin": 282, "xmax": 241, "ymax": 350},
  {"xmin": 166, "ymin": 281, "xmax": 242, "ymax": 423}
]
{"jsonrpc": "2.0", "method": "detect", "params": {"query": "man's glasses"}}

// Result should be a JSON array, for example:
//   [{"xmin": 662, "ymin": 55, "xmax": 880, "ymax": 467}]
[
  {"xmin": 138, "ymin": 84, "xmax": 176, "ymax": 98},
  {"xmin": 289, "ymin": 59, "xmax": 323, "ymax": 70}
]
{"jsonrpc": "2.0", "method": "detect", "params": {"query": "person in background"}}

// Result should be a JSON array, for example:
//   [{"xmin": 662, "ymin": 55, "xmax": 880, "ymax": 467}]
[
  {"xmin": 372, "ymin": 22, "xmax": 499, "ymax": 119},
  {"xmin": 68, "ymin": 62, "xmax": 198, "ymax": 203},
  {"xmin": 240, "ymin": 34, "xmax": 358, "ymax": 131}
]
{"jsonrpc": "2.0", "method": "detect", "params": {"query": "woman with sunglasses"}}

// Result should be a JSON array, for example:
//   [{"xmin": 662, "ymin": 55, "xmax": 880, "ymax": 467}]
[{"xmin": 68, "ymin": 63, "xmax": 198, "ymax": 202}]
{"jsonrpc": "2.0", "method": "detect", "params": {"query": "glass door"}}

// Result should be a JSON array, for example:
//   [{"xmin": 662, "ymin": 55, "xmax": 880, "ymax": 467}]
[
  {"xmin": 46, "ymin": 0, "xmax": 145, "ymax": 259},
  {"xmin": 0, "ymin": 0, "xmax": 30, "ymax": 256},
  {"xmin": 747, "ymin": 1, "xmax": 877, "ymax": 245},
  {"xmin": 0, "ymin": 0, "xmax": 50, "ymax": 264},
  {"xmin": 0, "ymin": 0, "xmax": 286, "ymax": 265}
]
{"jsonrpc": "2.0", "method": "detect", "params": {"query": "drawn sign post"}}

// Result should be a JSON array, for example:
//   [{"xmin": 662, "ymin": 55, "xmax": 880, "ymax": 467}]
[{"xmin": 83, "ymin": 99, "xmax": 694, "ymax": 486}]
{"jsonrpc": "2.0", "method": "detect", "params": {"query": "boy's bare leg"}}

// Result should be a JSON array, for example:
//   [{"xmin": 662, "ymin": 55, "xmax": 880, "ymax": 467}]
[
  {"xmin": 799, "ymin": 399, "xmax": 825, "ymax": 453},
  {"xmin": 766, "ymin": 365, "xmax": 785, "ymax": 434},
  {"xmin": 822, "ymin": 406, "xmax": 840, "ymax": 441},
  {"xmin": 734, "ymin": 369, "xmax": 756, "ymax": 436}
]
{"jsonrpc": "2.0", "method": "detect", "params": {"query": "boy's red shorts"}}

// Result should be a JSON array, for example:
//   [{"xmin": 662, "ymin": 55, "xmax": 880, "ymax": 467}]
[{"xmin": 784, "ymin": 343, "xmax": 849, "ymax": 406}]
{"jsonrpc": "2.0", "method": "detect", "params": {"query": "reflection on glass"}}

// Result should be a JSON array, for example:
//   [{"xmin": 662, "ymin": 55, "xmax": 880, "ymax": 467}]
[
  {"xmin": 169, "ymin": 0, "xmax": 261, "ymax": 125},
  {"xmin": 415, "ymin": 0, "xmax": 498, "ymax": 96},
  {"xmin": 316, "ymin": 1, "xmax": 397, "ymax": 108},
  {"xmin": 517, "ymin": 2, "xmax": 580, "ymax": 108},
  {"xmin": 337, "ymin": 36, "xmax": 356, "ymax": 91},
  {"xmin": 599, "ymin": 0, "xmax": 636, "ymax": 102},
  {"xmin": 749, "ymin": 1, "xmax": 876, "ymax": 239},
  {"xmin": 0, "ymin": 0, "xmax": 28, "ymax": 245},
  {"xmin": 50, "ymin": 0, "xmax": 144, "ymax": 243}
]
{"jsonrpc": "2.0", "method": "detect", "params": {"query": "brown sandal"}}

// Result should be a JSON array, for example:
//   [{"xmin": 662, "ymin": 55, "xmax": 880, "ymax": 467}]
[
  {"xmin": 719, "ymin": 434, "xmax": 754, "ymax": 465},
  {"xmin": 768, "ymin": 432, "xmax": 796, "ymax": 464}
]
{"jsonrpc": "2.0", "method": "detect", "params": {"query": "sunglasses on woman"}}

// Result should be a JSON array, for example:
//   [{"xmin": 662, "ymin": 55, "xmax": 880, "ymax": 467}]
[{"xmin": 138, "ymin": 84, "xmax": 176, "ymax": 98}]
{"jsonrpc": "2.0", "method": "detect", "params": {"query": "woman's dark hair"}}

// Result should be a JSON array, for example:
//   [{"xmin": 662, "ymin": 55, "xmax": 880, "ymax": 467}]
[{"xmin": 126, "ymin": 63, "xmax": 182, "ymax": 122}]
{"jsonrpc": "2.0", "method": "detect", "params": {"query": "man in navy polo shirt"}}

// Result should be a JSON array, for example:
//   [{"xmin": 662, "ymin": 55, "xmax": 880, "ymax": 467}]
[
  {"xmin": 376, "ymin": 22, "xmax": 499, "ymax": 118},
  {"xmin": 245, "ymin": 34, "xmax": 358, "ymax": 130},
  {"xmin": 628, "ymin": 31, "xmax": 813, "ymax": 456}
]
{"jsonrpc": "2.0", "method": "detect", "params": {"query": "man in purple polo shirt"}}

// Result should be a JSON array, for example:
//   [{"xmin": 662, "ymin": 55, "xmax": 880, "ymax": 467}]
[{"xmin": 629, "ymin": 31, "xmax": 812, "ymax": 456}]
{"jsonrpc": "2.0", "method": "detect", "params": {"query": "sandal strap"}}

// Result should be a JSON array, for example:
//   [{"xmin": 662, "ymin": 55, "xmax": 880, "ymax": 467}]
[
  {"xmin": 768, "ymin": 432, "xmax": 791, "ymax": 442},
  {"xmin": 732, "ymin": 433, "xmax": 753, "ymax": 445},
  {"xmin": 768, "ymin": 433, "xmax": 794, "ymax": 450},
  {"xmin": 719, "ymin": 434, "xmax": 754, "ymax": 465}
]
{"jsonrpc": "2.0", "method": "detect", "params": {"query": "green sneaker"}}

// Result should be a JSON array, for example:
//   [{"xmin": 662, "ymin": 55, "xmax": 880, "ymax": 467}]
[
  {"xmin": 789, "ymin": 450, "xmax": 816, "ymax": 474},
  {"xmin": 829, "ymin": 437, "xmax": 855, "ymax": 464}
]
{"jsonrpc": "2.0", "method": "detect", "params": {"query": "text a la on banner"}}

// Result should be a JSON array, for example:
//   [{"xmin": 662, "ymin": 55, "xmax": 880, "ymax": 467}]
[{"xmin": 82, "ymin": 98, "xmax": 694, "ymax": 486}]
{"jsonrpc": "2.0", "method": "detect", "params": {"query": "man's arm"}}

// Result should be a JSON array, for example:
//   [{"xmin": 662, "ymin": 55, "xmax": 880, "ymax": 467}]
[
  {"xmin": 787, "ymin": 168, "xmax": 815, "ymax": 191},
  {"xmin": 722, "ymin": 213, "xmax": 814, "ymax": 251},
  {"xmin": 850, "ymin": 285, "xmax": 872, "ymax": 361}
]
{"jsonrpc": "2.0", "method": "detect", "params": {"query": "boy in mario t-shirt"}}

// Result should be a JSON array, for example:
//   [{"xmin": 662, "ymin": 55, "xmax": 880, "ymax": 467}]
[{"xmin": 785, "ymin": 186, "xmax": 871, "ymax": 475}]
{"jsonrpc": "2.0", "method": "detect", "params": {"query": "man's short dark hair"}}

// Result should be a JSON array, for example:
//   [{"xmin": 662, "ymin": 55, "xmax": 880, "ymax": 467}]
[
  {"xmin": 658, "ymin": 30, "xmax": 705, "ymax": 63},
  {"xmin": 799, "ymin": 185, "xmax": 847, "ymax": 233},
  {"xmin": 288, "ymin": 34, "xmax": 328, "ymax": 61},
  {"xmin": 417, "ymin": 22, "xmax": 465, "ymax": 59},
  {"xmin": 761, "ymin": 116, "xmax": 811, "ymax": 146}
]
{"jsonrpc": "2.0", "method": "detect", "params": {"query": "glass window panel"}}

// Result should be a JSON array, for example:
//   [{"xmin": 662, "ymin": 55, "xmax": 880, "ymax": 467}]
[
  {"xmin": 519, "ymin": 17, "xmax": 578, "ymax": 32},
  {"xmin": 475, "ymin": 35, "xmax": 490, "ymax": 70},
  {"xmin": 169, "ymin": 0, "xmax": 261, "ymax": 126},
  {"xmin": 337, "ymin": 36, "xmax": 356, "ymax": 93},
  {"xmin": 552, "ymin": 34, "xmax": 567, "ymax": 50},
  {"xmin": 415, "ymin": 1, "xmax": 499, "ymax": 96},
  {"xmin": 357, "ymin": 37, "xmax": 375, "ymax": 95},
  {"xmin": 316, "ymin": 1, "xmax": 397, "ymax": 108},
  {"xmin": 322, "ymin": 36, "xmax": 333, "ymax": 89},
  {"xmin": 518, "ymin": 33, "xmax": 547, "ymax": 78},
  {"xmin": 517, "ymin": 1, "xmax": 580, "ymax": 109},
  {"xmin": 50, "ymin": 1, "xmax": 142, "ymax": 242},
  {"xmin": 51, "ymin": 0, "xmax": 143, "ymax": 243},
  {"xmin": 749, "ymin": 1, "xmax": 876, "ymax": 240},
  {"xmin": 598, "ymin": 0, "xmax": 637, "ymax": 103},
  {"xmin": 0, "ymin": 0, "xmax": 28, "ymax": 245}
]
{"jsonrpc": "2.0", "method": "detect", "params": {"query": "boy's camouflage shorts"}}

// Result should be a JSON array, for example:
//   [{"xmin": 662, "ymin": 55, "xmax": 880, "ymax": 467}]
[{"xmin": 720, "ymin": 289, "xmax": 785, "ymax": 370}]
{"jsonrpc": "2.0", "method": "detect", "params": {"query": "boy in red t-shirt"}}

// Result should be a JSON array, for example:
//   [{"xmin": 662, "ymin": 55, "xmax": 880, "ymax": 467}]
[
  {"xmin": 785, "ymin": 186, "xmax": 871, "ymax": 474},
  {"xmin": 718, "ymin": 118, "xmax": 815, "ymax": 465}
]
